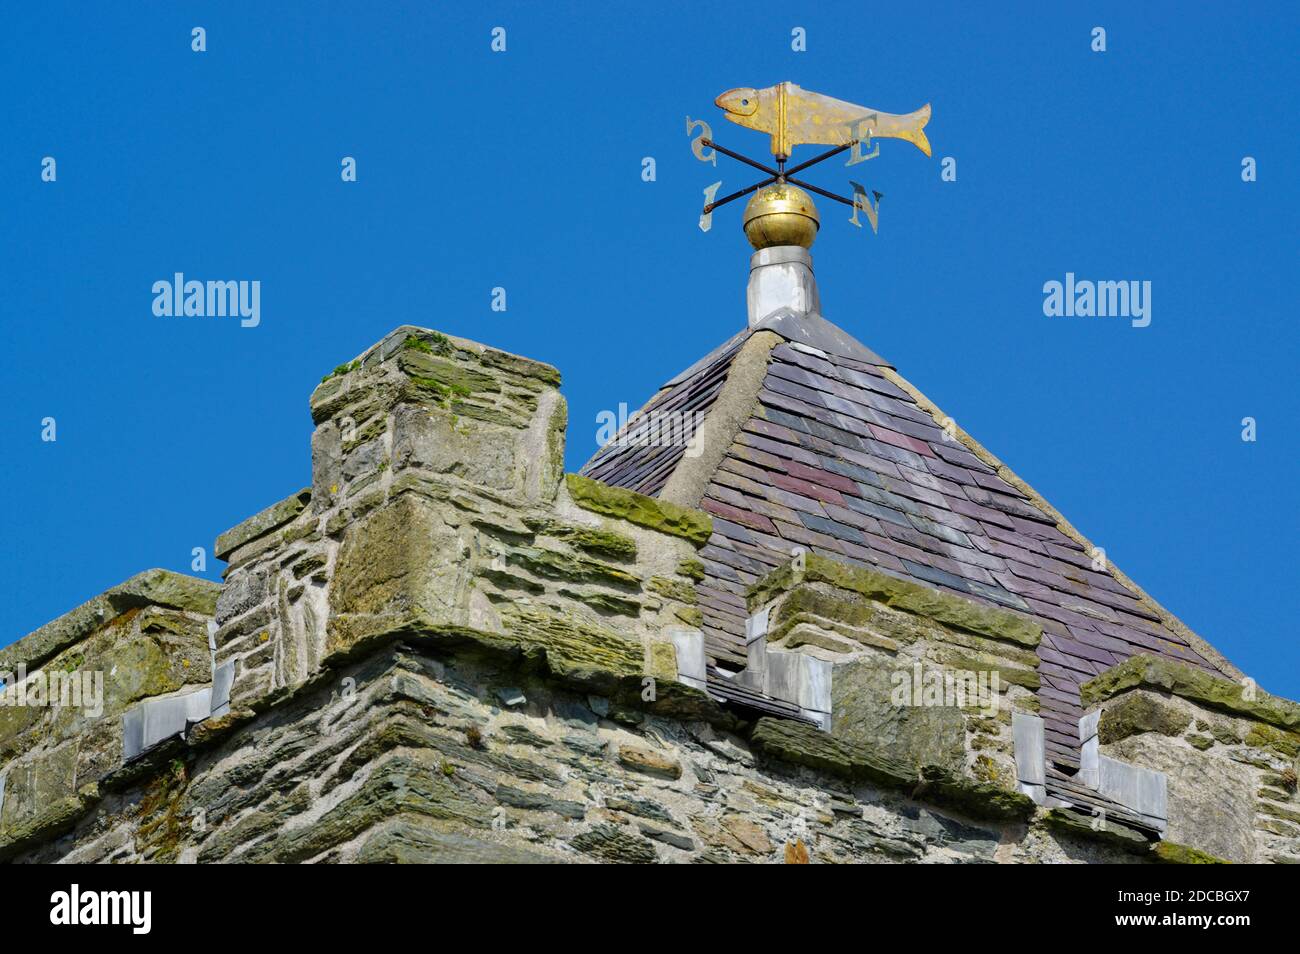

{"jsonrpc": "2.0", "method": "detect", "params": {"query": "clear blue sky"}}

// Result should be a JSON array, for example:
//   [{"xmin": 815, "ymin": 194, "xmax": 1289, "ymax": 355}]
[{"xmin": 3, "ymin": 3, "xmax": 1296, "ymax": 696}]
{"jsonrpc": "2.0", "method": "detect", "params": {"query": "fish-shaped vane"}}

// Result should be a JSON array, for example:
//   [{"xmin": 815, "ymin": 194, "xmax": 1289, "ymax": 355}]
[{"xmin": 716, "ymin": 82, "xmax": 931, "ymax": 159}]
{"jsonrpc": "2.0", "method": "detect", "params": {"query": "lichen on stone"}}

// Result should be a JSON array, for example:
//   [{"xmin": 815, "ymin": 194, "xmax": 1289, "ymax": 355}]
[
  {"xmin": 749, "ymin": 553, "xmax": 1041, "ymax": 648},
  {"xmin": 565, "ymin": 474, "xmax": 712, "ymax": 545},
  {"xmin": 1082, "ymin": 655, "xmax": 1300, "ymax": 732},
  {"xmin": 521, "ymin": 517, "xmax": 638, "ymax": 560}
]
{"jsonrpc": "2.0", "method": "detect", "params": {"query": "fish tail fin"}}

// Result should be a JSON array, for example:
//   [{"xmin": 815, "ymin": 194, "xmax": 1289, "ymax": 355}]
[{"xmin": 911, "ymin": 103, "xmax": 932, "ymax": 157}]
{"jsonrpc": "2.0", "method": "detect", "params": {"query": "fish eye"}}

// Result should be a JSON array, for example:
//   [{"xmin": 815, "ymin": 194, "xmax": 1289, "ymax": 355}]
[{"xmin": 741, "ymin": 99, "xmax": 749, "ymax": 106}]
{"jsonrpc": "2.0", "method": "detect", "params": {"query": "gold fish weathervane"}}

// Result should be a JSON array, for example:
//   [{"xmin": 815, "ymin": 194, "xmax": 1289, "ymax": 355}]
[{"xmin": 687, "ymin": 81, "xmax": 932, "ymax": 244}]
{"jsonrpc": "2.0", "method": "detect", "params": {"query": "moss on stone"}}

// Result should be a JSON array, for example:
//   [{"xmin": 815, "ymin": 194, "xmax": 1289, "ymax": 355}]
[
  {"xmin": 1244, "ymin": 723, "xmax": 1300, "ymax": 758},
  {"xmin": 559, "ymin": 589, "xmax": 641, "ymax": 617},
  {"xmin": 646, "ymin": 641, "xmax": 677, "ymax": 685},
  {"xmin": 398, "ymin": 351, "xmax": 499, "ymax": 398},
  {"xmin": 320, "ymin": 360, "xmax": 360, "ymax": 384},
  {"xmin": 647, "ymin": 576, "xmax": 696, "ymax": 603},
  {"xmin": 1081, "ymin": 655, "xmax": 1300, "ymax": 732},
  {"xmin": 677, "ymin": 559, "xmax": 706, "ymax": 582},
  {"xmin": 1040, "ymin": 808, "xmax": 1151, "ymax": 852},
  {"xmin": 403, "ymin": 332, "xmax": 453, "ymax": 357},
  {"xmin": 1257, "ymin": 800, "xmax": 1300, "ymax": 826},
  {"xmin": 935, "ymin": 650, "xmax": 1040, "ymax": 691},
  {"xmin": 0, "ymin": 785, "xmax": 100, "ymax": 859},
  {"xmin": 748, "ymin": 553, "xmax": 1041, "ymax": 648},
  {"xmin": 565, "ymin": 474, "xmax": 712, "ymax": 545},
  {"xmin": 1151, "ymin": 840, "xmax": 1230, "ymax": 864},
  {"xmin": 487, "ymin": 605, "xmax": 648, "ymax": 692},
  {"xmin": 479, "ymin": 347, "xmax": 562, "ymax": 388},
  {"xmin": 507, "ymin": 547, "xmax": 641, "ymax": 590},
  {"xmin": 521, "ymin": 517, "xmax": 638, "ymax": 559},
  {"xmin": 1097, "ymin": 691, "xmax": 1192, "ymax": 744},
  {"xmin": 673, "ymin": 606, "xmax": 704, "ymax": 627},
  {"xmin": 134, "ymin": 759, "xmax": 190, "ymax": 862},
  {"xmin": 748, "ymin": 717, "xmax": 1035, "ymax": 823},
  {"xmin": 971, "ymin": 754, "xmax": 1002, "ymax": 784}
]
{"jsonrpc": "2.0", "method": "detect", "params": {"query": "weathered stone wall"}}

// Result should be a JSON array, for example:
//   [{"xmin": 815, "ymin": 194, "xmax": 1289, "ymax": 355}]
[
  {"xmin": 1083, "ymin": 655, "xmax": 1300, "ymax": 864},
  {"xmin": 0, "ymin": 571, "xmax": 218, "ymax": 856},
  {"xmin": 747, "ymin": 552, "xmax": 1042, "ymax": 800},
  {"xmin": 212, "ymin": 326, "xmax": 708, "ymax": 721},
  {"xmin": 1, "ymin": 324, "xmax": 1291, "ymax": 864},
  {"xmin": 11, "ymin": 641, "xmax": 1149, "ymax": 864}
]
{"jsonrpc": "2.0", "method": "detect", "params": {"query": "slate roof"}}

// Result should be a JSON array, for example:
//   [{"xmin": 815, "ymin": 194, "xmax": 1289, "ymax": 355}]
[{"xmin": 581, "ymin": 319, "xmax": 1226, "ymax": 771}]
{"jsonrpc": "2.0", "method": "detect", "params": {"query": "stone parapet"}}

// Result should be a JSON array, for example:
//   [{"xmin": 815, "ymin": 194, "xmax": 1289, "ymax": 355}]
[
  {"xmin": 1081, "ymin": 654, "xmax": 1300, "ymax": 863},
  {"xmin": 213, "ymin": 326, "xmax": 711, "ymax": 720},
  {"xmin": 0, "ymin": 570, "xmax": 219, "ymax": 856},
  {"xmin": 743, "ymin": 552, "xmax": 1043, "ymax": 811}
]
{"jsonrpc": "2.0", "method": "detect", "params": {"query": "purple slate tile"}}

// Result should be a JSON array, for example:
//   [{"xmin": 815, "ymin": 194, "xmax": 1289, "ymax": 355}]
[
  {"xmin": 707, "ymin": 514, "xmax": 758, "ymax": 545},
  {"xmin": 895, "ymin": 462, "xmax": 968, "ymax": 500},
  {"xmin": 769, "ymin": 471, "xmax": 847, "ymax": 506},
  {"xmin": 853, "ymin": 481, "xmax": 927, "ymax": 518},
  {"xmin": 773, "ymin": 519, "xmax": 847, "ymax": 554},
  {"xmin": 921, "ymin": 456, "xmax": 982, "ymax": 489},
  {"xmin": 838, "ymin": 445, "xmax": 905, "ymax": 480},
  {"xmin": 784, "ymin": 458, "xmax": 861, "ymax": 495},
  {"xmin": 764, "ymin": 482, "xmax": 831, "ymax": 517},
  {"xmin": 978, "ymin": 522, "xmax": 1045, "ymax": 553},
  {"xmin": 821, "ymin": 456, "xmax": 886, "ymax": 488},
  {"xmin": 877, "ymin": 473, "xmax": 950, "ymax": 510},
  {"xmin": 823, "ymin": 502, "xmax": 886, "ymax": 535},
  {"xmin": 963, "ymin": 484, "xmax": 1055, "ymax": 523},
  {"xmin": 759, "ymin": 388, "xmax": 878, "ymax": 442},
  {"xmin": 747, "ymin": 417, "xmax": 807, "ymax": 447},
  {"xmin": 868, "ymin": 423, "xmax": 937, "ymax": 458},
  {"xmin": 799, "ymin": 511, "xmax": 868, "ymax": 545},
  {"xmin": 904, "ymin": 513, "xmax": 974, "ymax": 549},
  {"xmin": 970, "ymin": 468, "xmax": 1027, "ymax": 497},
  {"xmin": 736, "ymin": 430, "xmax": 824, "ymax": 468},
  {"xmin": 844, "ymin": 494, "xmax": 913, "ymax": 528},
  {"xmin": 946, "ymin": 494, "xmax": 1017, "ymax": 530},
  {"xmin": 859, "ymin": 436, "xmax": 931, "ymax": 471},
  {"xmin": 838, "ymin": 540, "xmax": 908, "ymax": 574},
  {"xmin": 931, "ymin": 439, "xmax": 995, "ymax": 473}
]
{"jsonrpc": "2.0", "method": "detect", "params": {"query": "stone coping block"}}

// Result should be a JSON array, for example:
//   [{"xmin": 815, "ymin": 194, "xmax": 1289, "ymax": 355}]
[
  {"xmin": 215, "ymin": 487, "xmax": 312, "ymax": 561},
  {"xmin": 749, "ymin": 717, "xmax": 1036, "ymax": 823},
  {"xmin": 308, "ymin": 325, "xmax": 562, "ymax": 426},
  {"xmin": 0, "ymin": 570, "xmax": 220, "ymax": 674},
  {"xmin": 566, "ymin": 474, "xmax": 712, "ymax": 546},
  {"xmin": 747, "ymin": 552, "xmax": 1041, "ymax": 649},
  {"xmin": 1081, "ymin": 654, "xmax": 1300, "ymax": 732}
]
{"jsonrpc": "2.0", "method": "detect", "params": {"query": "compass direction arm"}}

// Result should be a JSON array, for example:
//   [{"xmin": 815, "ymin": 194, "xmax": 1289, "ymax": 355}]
[
  {"xmin": 699, "ymin": 139, "xmax": 781, "ymax": 178},
  {"xmin": 702, "ymin": 176, "xmax": 779, "ymax": 214},
  {"xmin": 783, "ymin": 140, "xmax": 858, "ymax": 178},
  {"xmin": 783, "ymin": 176, "xmax": 856, "ymax": 209}
]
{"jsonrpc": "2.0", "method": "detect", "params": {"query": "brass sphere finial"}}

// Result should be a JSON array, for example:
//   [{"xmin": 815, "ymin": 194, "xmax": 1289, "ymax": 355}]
[{"xmin": 742, "ymin": 182, "xmax": 820, "ymax": 250}]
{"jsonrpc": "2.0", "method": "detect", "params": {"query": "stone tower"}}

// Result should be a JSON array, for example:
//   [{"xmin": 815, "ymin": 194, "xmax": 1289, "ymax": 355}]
[{"xmin": 1, "ymin": 246, "xmax": 1296, "ymax": 863}]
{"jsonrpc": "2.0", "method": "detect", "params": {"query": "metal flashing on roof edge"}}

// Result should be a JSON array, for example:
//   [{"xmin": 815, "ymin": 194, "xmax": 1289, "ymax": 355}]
[
  {"xmin": 666, "ymin": 628, "xmax": 707, "ymax": 692},
  {"xmin": 1079, "ymin": 710, "xmax": 1168, "ymax": 833},
  {"xmin": 122, "ymin": 660, "xmax": 235, "ymax": 762},
  {"xmin": 735, "ymin": 605, "xmax": 832, "ymax": 730},
  {"xmin": 1013, "ymin": 712, "xmax": 1046, "ymax": 805},
  {"xmin": 753, "ymin": 307, "xmax": 890, "ymax": 368}
]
